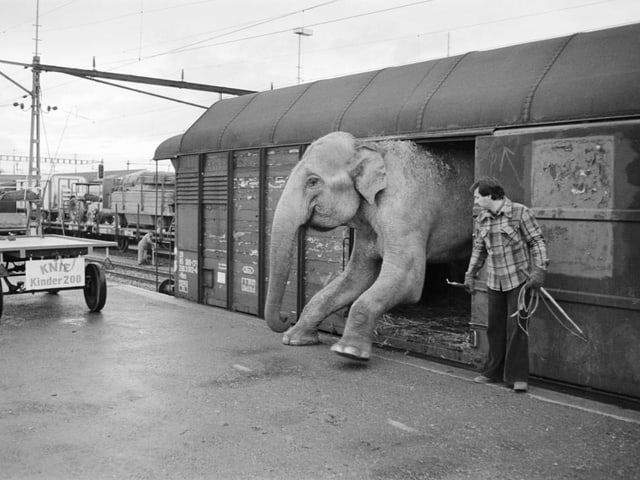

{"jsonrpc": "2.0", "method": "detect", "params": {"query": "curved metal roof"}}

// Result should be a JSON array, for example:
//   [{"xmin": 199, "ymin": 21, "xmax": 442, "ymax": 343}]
[
  {"xmin": 154, "ymin": 134, "xmax": 183, "ymax": 160},
  {"xmin": 155, "ymin": 23, "xmax": 640, "ymax": 159}
]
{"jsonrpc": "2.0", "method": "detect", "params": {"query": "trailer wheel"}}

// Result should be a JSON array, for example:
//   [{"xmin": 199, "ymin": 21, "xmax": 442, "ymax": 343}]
[
  {"xmin": 116, "ymin": 237, "xmax": 130, "ymax": 252},
  {"xmin": 84, "ymin": 263, "xmax": 107, "ymax": 312}
]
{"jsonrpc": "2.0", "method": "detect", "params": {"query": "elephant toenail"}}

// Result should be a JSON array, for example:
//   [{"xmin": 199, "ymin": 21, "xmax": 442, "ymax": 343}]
[{"xmin": 344, "ymin": 346, "xmax": 359, "ymax": 356}]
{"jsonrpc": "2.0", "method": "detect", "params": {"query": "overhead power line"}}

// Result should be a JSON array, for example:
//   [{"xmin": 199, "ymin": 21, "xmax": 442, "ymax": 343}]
[
  {"xmin": 156, "ymin": 0, "xmax": 340, "ymax": 57},
  {"xmin": 101, "ymin": 0, "xmax": 341, "ymax": 71},
  {"xmin": 84, "ymin": 77, "xmax": 210, "ymax": 109},
  {"xmin": 156, "ymin": 0, "xmax": 434, "ymax": 58},
  {"xmin": 1, "ymin": 0, "xmax": 77, "ymax": 34},
  {"xmin": 36, "ymin": 0, "xmax": 218, "ymax": 32},
  {"xmin": 142, "ymin": 0, "xmax": 616, "ymax": 60}
]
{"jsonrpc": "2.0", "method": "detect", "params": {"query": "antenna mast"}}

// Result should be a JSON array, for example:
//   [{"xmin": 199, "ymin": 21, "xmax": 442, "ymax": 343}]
[{"xmin": 27, "ymin": 0, "xmax": 41, "ymax": 190}]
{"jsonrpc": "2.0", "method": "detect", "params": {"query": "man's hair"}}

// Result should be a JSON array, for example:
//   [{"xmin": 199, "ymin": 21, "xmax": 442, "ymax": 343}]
[{"xmin": 470, "ymin": 176, "xmax": 505, "ymax": 200}]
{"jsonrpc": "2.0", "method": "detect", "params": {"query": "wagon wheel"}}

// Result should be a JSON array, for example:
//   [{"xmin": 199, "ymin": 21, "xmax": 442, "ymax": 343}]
[
  {"xmin": 116, "ymin": 236, "xmax": 130, "ymax": 252},
  {"xmin": 158, "ymin": 279, "xmax": 174, "ymax": 296},
  {"xmin": 84, "ymin": 263, "xmax": 107, "ymax": 312}
]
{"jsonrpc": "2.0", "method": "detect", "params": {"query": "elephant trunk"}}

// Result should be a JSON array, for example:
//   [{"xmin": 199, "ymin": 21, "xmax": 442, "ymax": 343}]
[{"xmin": 264, "ymin": 185, "xmax": 309, "ymax": 332}]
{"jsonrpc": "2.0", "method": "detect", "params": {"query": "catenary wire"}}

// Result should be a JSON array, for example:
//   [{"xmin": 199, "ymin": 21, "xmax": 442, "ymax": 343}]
[
  {"xmin": 164, "ymin": 0, "xmax": 615, "ymax": 56},
  {"xmin": 100, "ymin": 0, "xmax": 342, "ymax": 70}
]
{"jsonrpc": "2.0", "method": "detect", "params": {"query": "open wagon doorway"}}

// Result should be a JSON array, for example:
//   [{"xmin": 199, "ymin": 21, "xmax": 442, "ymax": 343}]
[
  {"xmin": 372, "ymin": 140, "xmax": 482, "ymax": 367},
  {"xmin": 376, "ymin": 260, "xmax": 478, "ymax": 365}
]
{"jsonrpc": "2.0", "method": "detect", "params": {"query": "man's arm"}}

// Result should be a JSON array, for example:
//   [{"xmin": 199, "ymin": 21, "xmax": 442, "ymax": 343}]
[
  {"xmin": 520, "ymin": 207, "xmax": 549, "ymax": 270},
  {"xmin": 464, "ymin": 220, "xmax": 487, "ymax": 294},
  {"xmin": 466, "ymin": 219, "xmax": 487, "ymax": 275}
]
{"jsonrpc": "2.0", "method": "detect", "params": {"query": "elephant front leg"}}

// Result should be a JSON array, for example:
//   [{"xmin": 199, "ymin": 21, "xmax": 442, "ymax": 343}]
[
  {"xmin": 331, "ymin": 253, "xmax": 425, "ymax": 361},
  {"xmin": 283, "ymin": 253, "xmax": 380, "ymax": 347}
]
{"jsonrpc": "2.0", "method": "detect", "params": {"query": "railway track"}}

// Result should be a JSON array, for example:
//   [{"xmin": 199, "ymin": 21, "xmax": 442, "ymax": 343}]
[{"xmin": 104, "ymin": 250, "xmax": 174, "ymax": 293}]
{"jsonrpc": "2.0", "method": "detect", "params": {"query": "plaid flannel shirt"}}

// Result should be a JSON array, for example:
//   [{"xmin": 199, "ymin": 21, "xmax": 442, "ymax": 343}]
[{"xmin": 467, "ymin": 198, "xmax": 548, "ymax": 291}]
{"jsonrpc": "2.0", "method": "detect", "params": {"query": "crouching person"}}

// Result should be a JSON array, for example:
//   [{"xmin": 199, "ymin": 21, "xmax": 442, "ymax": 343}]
[{"xmin": 137, "ymin": 232, "xmax": 155, "ymax": 265}]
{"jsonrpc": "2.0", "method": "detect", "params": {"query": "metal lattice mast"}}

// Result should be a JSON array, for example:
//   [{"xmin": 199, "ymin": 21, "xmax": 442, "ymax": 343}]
[{"xmin": 27, "ymin": 0, "xmax": 41, "ymax": 189}]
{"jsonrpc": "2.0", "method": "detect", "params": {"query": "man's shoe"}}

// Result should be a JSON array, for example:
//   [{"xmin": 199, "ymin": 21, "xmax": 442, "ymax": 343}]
[
  {"xmin": 474, "ymin": 375, "xmax": 498, "ymax": 384},
  {"xmin": 513, "ymin": 381, "xmax": 528, "ymax": 392}
]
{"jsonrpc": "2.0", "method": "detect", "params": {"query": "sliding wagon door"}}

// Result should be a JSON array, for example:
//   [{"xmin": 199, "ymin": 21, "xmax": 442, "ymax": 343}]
[
  {"xmin": 231, "ymin": 150, "xmax": 261, "ymax": 315},
  {"xmin": 174, "ymin": 154, "xmax": 200, "ymax": 302},
  {"xmin": 305, "ymin": 227, "xmax": 350, "ymax": 333},
  {"xmin": 201, "ymin": 152, "xmax": 228, "ymax": 308},
  {"xmin": 264, "ymin": 147, "xmax": 300, "ymax": 324}
]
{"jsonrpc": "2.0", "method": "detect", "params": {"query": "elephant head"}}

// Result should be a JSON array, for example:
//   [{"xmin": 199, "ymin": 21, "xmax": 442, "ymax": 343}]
[{"xmin": 265, "ymin": 132, "xmax": 386, "ymax": 332}]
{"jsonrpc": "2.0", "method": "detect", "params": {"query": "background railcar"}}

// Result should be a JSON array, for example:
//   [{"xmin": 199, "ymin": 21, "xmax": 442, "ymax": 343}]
[
  {"xmin": 0, "ymin": 175, "xmax": 32, "ymax": 233},
  {"xmin": 154, "ymin": 24, "xmax": 640, "ymax": 400},
  {"xmin": 41, "ymin": 169, "xmax": 176, "ymax": 251}
]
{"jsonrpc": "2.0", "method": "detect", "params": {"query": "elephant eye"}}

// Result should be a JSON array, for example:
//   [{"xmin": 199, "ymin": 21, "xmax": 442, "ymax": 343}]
[{"xmin": 306, "ymin": 176, "xmax": 321, "ymax": 188}]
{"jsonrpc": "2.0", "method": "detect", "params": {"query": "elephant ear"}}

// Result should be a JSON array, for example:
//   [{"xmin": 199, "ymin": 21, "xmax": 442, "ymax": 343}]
[{"xmin": 352, "ymin": 144, "xmax": 387, "ymax": 205}]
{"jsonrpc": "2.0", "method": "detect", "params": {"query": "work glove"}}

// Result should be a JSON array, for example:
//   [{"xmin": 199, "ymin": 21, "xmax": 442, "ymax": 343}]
[
  {"xmin": 526, "ymin": 267, "xmax": 546, "ymax": 291},
  {"xmin": 464, "ymin": 272, "xmax": 476, "ymax": 295}
]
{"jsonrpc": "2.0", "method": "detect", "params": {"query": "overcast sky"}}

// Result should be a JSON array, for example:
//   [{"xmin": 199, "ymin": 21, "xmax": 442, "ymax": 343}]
[{"xmin": 1, "ymin": 0, "xmax": 639, "ymax": 173}]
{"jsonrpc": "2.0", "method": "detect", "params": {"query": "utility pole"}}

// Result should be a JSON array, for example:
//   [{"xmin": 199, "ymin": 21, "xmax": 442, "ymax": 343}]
[
  {"xmin": 27, "ymin": 0, "xmax": 41, "ymax": 190},
  {"xmin": 293, "ymin": 27, "xmax": 313, "ymax": 85}
]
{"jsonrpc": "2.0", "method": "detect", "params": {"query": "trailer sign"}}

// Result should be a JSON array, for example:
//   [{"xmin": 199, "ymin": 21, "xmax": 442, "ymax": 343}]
[{"xmin": 26, "ymin": 258, "xmax": 85, "ymax": 290}]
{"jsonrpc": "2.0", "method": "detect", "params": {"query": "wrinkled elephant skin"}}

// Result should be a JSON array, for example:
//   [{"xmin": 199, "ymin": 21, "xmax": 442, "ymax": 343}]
[{"xmin": 264, "ymin": 131, "xmax": 473, "ymax": 360}]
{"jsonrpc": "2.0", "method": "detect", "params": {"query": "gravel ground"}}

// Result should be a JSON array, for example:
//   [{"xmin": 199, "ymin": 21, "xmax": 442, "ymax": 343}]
[{"xmin": 1, "ymin": 286, "xmax": 639, "ymax": 479}]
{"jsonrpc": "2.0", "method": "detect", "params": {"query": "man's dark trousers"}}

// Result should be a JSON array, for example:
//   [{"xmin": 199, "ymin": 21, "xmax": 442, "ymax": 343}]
[{"xmin": 483, "ymin": 284, "xmax": 530, "ymax": 384}]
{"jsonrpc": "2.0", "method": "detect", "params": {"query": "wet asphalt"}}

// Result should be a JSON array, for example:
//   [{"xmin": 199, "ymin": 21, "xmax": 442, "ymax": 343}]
[{"xmin": 0, "ymin": 283, "xmax": 639, "ymax": 480}]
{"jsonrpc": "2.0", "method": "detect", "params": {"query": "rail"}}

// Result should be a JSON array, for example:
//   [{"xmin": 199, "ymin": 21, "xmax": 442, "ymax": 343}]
[{"xmin": 105, "ymin": 255, "xmax": 174, "ymax": 294}]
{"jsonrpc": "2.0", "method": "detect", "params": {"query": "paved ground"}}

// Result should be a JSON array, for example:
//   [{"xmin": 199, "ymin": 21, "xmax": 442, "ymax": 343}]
[{"xmin": 1, "ymin": 283, "xmax": 639, "ymax": 480}]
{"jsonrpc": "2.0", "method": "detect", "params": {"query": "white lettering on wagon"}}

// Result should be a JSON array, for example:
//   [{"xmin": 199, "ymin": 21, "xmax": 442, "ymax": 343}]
[
  {"xmin": 241, "ymin": 277, "xmax": 256, "ymax": 294},
  {"xmin": 25, "ymin": 258, "xmax": 85, "ymax": 290},
  {"xmin": 178, "ymin": 256, "xmax": 198, "ymax": 275},
  {"xmin": 242, "ymin": 265, "xmax": 255, "ymax": 275},
  {"xmin": 177, "ymin": 251, "xmax": 199, "ymax": 295}
]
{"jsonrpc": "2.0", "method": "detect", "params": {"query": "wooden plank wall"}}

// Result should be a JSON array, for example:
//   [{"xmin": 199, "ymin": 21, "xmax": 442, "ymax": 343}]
[
  {"xmin": 265, "ymin": 147, "xmax": 300, "ymax": 323},
  {"xmin": 231, "ymin": 150, "xmax": 261, "ymax": 315},
  {"xmin": 174, "ymin": 155, "xmax": 199, "ymax": 301},
  {"xmin": 201, "ymin": 152, "xmax": 228, "ymax": 308},
  {"xmin": 305, "ymin": 227, "xmax": 350, "ymax": 332},
  {"xmin": 175, "ymin": 145, "xmax": 349, "ymax": 328}
]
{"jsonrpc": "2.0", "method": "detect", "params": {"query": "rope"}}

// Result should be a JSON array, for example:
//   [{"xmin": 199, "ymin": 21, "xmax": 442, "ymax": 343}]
[
  {"xmin": 539, "ymin": 287, "xmax": 588, "ymax": 342},
  {"xmin": 511, "ymin": 284, "xmax": 538, "ymax": 336},
  {"xmin": 511, "ymin": 284, "xmax": 588, "ymax": 342}
]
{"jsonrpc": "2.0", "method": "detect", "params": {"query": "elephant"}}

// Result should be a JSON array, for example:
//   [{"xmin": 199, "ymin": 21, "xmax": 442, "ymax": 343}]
[{"xmin": 264, "ymin": 131, "xmax": 474, "ymax": 361}]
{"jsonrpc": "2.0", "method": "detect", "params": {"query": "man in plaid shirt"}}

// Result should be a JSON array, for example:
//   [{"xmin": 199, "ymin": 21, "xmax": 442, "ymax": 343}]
[{"xmin": 464, "ymin": 177, "xmax": 549, "ymax": 392}]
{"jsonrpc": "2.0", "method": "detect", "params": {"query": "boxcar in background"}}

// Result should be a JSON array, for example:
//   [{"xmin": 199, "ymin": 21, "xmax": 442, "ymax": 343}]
[
  {"xmin": 155, "ymin": 24, "xmax": 640, "ymax": 399},
  {"xmin": 40, "ymin": 169, "xmax": 175, "ymax": 251}
]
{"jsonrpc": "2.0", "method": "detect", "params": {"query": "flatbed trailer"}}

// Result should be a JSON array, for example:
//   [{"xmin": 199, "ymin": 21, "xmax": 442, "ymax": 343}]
[{"xmin": 0, "ymin": 234, "xmax": 115, "ymax": 319}]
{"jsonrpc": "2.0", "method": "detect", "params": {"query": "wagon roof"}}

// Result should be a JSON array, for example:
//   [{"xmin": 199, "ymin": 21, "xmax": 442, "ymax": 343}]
[
  {"xmin": 155, "ymin": 23, "xmax": 640, "ymax": 159},
  {"xmin": 119, "ymin": 170, "xmax": 175, "ymax": 187}
]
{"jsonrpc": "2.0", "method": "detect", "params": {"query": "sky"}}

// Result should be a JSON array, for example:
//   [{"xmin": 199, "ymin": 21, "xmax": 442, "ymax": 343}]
[{"xmin": 1, "ymin": 0, "xmax": 640, "ymax": 175}]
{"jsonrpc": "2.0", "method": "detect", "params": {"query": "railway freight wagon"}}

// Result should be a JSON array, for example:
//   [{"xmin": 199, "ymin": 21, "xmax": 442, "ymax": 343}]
[
  {"xmin": 103, "ymin": 170, "xmax": 175, "ymax": 250},
  {"xmin": 42, "ymin": 169, "xmax": 175, "ymax": 251},
  {"xmin": 155, "ymin": 24, "xmax": 640, "ymax": 399}
]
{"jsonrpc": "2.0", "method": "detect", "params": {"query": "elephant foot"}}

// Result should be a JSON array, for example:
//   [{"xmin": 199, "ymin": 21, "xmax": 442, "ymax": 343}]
[
  {"xmin": 330, "ymin": 341, "xmax": 371, "ymax": 361},
  {"xmin": 282, "ymin": 325, "xmax": 320, "ymax": 346}
]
